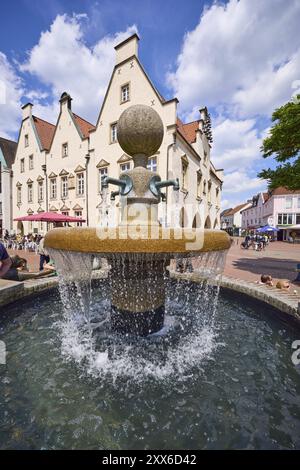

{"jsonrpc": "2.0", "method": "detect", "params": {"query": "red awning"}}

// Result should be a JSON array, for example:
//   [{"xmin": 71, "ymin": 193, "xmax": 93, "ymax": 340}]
[{"xmin": 14, "ymin": 211, "xmax": 85, "ymax": 223}]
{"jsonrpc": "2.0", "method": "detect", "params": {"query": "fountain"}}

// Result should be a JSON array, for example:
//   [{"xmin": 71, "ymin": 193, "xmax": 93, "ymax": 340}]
[
  {"xmin": 44, "ymin": 104, "xmax": 230, "ymax": 336},
  {"xmin": 2, "ymin": 109, "xmax": 300, "ymax": 448}
]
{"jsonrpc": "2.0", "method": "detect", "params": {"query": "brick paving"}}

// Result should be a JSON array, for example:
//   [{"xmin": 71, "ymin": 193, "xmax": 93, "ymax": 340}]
[{"xmin": 8, "ymin": 238, "xmax": 300, "ymax": 292}]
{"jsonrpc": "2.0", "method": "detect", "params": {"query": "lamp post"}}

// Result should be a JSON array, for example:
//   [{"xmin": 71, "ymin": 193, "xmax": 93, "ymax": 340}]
[{"xmin": 42, "ymin": 164, "xmax": 48, "ymax": 231}]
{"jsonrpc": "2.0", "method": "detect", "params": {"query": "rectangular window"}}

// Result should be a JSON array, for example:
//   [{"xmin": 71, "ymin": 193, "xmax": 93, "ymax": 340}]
[
  {"xmin": 99, "ymin": 167, "xmax": 108, "ymax": 192},
  {"xmin": 50, "ymin": 178, "xmax": 57, "ymax": 199},
  {"xmin": 288, "ymin": 213, "xmax": 293, "ymax": 225},
  {"xmin": 298, "ymin": 197, "xmax": 300, "ymax": 209},
  {"xmin": 110, "ymin": 123, "xmax": 117, "ymax": 143},
  {"xmin": 38, "ymin": 181, "xmax": 44, "ymax": 202},
  {"xmin": 147, "ymin": 156, "xmax": 157, "ymax": 173},
  {"xmin": 120, "ymin": 162, "xmax": 130, "ymax": 173},
  {"xmin": 197, "ymin": 172, "xmax": 202, "ymax": 198},
  {"xmin": 77, "ymin": 173, "xmax": 85, "ymax": 196},
  {"xmin": 17, "ymin": 187, "xmax": 22, "ymax": 204},
  {"xmin": 28, "ymin": 184, "xmax": 33, "ymax": 203},
  {"xmin": 75, "ymin": 211, "xmax": 83, "ymax": 227},
  {"xmin": 61, "ymin": 211, "xmax": 69, "ymax": 227},
  {"xmin": 25, "ymin": 134, "xmax": 29, "ymax": 147},
  {"xmin": 285, "ymin": 197, "xmax": 293, "ymax": 209},
  {"xmin": 121, "ymin": 84, "xmax": 130, "ymax": 103},
  {"xmin": 61, "ymin": 176, "xmax": 68, "ymax": 198},
  {"xmin": 20, "ymin": 158, "xmax": 25, "ymax": 173},
  {"xmin": 62, "ymin": 143, "xmax": 68, "ymax": 157},
  {"xmin": 296, "ymin": 214, "xmax": 300, "ymax": 224},
  {"xmin": 283, "ymin": 214, "xmax": 287, "ymax": 225},
  {"xmin": 181, "ymin": 161, "xmax": 188, "ymax": 190},
  {"xmin": 29, "ymin": 154, "xmax": 34, "ymax": 170},
  {"xmin": 278, "ymin": 214, "xmax": 282, "ymax": 224}
]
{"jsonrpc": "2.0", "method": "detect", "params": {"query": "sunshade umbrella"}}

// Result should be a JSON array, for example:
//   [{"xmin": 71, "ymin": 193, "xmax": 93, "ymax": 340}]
[
  {"xmin": 14, "ymin": 211, "xmax": 85, "ymax": 223},
  {"xmin": 257, "ymin": 225, "xmax": 279, "ymax": 232}
]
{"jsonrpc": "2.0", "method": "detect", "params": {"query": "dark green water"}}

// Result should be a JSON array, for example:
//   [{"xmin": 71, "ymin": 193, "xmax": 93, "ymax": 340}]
[{"xmin": 0, "ymin": 282, "xmax": 300, "ymax": 450}]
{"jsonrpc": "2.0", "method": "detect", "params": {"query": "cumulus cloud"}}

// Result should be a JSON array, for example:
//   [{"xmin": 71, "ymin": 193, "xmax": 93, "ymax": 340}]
[
  {"xmin": 212, "ymin": 117, "xmax": 264, "ymax": 172},
  {"xmin": 167, "ymin": 0, "xmax": 300, "ymax": 118},
  {"xmin": 0, "ymin": 52, "xmax": 24, "ymax": 138},
  {"xmin": 20, "ymin": 14, "xmax": 138, "ymax": 123}
]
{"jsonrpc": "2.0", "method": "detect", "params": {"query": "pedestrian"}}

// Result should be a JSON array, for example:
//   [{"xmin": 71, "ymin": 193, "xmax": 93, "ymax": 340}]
[{"xmin": 38, "ymin": 236, "xmax": 50, "ymax": 271}]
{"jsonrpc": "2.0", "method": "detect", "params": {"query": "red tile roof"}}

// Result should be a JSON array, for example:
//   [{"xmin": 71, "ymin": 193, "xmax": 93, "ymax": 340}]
[
  {"xmin": 176, "ymin": 118, "xmax": 200, "ymax": 144},
  {"xmin": 270, "ymin": 186, "xmax": 300, "ymax": 196},
  {"xmin": 73, "ymin": 113, "xmax": 95, "ymax": 138},
  {"xmin": 32, "ymin": 116, "xmax": 55, "ymax": 151},
  {"xmin": 223, "ymin": 202, "xmax": 250, "ymax": 216}
]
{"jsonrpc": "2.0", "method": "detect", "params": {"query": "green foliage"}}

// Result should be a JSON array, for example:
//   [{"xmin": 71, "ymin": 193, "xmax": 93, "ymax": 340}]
[{"xmin": 258, "ymin": 95, "xmax": 300, "ymax": 189}]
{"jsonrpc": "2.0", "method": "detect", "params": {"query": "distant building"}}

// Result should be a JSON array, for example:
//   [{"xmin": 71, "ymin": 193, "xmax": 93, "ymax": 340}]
[
  {"xmin": 241, "ymin": 187, "xmax": 300, "ymax": 241},
  {"xmin": 221, "ymin": 202, "xmax": 251, "ymax": 235},
  {"xmin": 0, "ymin": 137, "xmax": 17, "ymax": 236}
]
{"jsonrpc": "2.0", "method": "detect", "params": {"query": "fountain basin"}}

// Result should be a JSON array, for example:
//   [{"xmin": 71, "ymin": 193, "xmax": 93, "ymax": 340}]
[{"xmin": 44, "ymin": 227, "xmax": 231, "ymax": 254}]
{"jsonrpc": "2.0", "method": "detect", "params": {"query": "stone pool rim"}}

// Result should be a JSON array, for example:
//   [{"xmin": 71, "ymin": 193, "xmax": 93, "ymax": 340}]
[{"xmin": 0, "ymin": 272, "xmax": 299, "ymax": 329}]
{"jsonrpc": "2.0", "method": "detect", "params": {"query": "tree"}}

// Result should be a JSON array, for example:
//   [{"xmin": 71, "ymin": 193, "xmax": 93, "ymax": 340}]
[{"xmin": 258, "ymin": 95, "xmax": 300, "ymax": 189}]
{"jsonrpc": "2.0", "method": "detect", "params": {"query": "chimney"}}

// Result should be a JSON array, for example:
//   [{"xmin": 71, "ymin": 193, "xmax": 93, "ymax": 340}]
[
  {"xmin": 21, "ymin": 102, "xmax": 33, "ymax": 120},
  {"xmin": 59, "ymin": 92, "xmax": 72, "ymax": 112},
  {"xmin": 115, "ymin": 33, "xmax": 140, "ymax": 65}
]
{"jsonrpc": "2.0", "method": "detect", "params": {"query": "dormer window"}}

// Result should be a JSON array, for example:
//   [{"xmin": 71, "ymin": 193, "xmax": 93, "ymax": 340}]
[
  {"xmin": 121, "ymin": 83, "xmax": 130, "ymax": 103},
  {"xmin": 62, "ymin": 143, "xmax": 68, "ymax": 157},
  {"xmin": 25, "ymin": 134, "xmax": 29, "ymax": 147},
  {"xmin": 110, "ymin": 123, "xmax": 117, "ymax": 143}
]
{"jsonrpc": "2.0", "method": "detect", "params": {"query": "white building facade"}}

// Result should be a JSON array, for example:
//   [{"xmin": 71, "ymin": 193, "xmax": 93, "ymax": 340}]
[{"xmin": 12, "ymin": 34, "xmax": 224, "ymax": 234}]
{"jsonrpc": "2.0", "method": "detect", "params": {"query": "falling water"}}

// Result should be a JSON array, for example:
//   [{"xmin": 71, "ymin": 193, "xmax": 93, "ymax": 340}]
[{"xmin": 48, "ymin": 247, "xmax": 227, "ymax": 384}]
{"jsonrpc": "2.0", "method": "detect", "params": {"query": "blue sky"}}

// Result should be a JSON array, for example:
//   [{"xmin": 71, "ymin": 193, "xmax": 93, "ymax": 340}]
[{"xmin": 1, "ymin": 0, "xmax": 300, "ymax": 208}]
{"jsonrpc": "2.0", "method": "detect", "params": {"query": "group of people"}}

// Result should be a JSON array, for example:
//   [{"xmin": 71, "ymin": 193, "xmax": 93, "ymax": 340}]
[
  {"xmin": 0, "ymin": 235, "xmax": 55, "ymax": 282},
  {"xmin": 257, "ymin": 274, "xmax": 291, "ymax": 291},
  {"xmin": 2, "ymin": 230, "xmax": 43, "ymax": 252},
  {"xmin": 241, "ymin": 234, "xmax": 270, "ymax": 251}
]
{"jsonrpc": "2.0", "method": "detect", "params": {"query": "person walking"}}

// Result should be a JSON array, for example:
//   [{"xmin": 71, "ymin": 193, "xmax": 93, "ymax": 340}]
[{"xmin": 38, "ymin": 236, "xmax": 50, "ymax": 271}]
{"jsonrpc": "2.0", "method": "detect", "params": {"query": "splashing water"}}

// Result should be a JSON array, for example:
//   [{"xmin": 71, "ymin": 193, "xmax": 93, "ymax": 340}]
[{"xmin": 48, "ymin": 249, "xmax": 226, "ymax": 385}]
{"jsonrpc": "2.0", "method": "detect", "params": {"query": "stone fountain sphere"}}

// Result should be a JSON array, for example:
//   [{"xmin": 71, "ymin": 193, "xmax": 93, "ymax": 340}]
[{"xmin": 117, "ymin": 104, "xmax": 164, "ymax": 157}]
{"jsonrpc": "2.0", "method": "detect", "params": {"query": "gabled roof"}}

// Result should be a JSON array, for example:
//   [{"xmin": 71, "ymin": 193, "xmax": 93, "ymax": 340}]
[
  {"xmin": 0, "ymin": 137, "xmax": 17, "ymax": 168},
  {"xmin": 176, "ymin": 118, "xmax": 200, "ymax": 144},
  {"xmin": 269, "ymin": 186, "xmax": 300, "ymax": 196},
  {"xmin": 73, "ymin": 113, "xmax": 95, "ymax": 138},
  {"xmin": 32, "ymin": 116, "xmax": 55, "ymax": 151},
  {"xmin": 223, "ymin": 202, "xmax": 250, "ymax": 216}
]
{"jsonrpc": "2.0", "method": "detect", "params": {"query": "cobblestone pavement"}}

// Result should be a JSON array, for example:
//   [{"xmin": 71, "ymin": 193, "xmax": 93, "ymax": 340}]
[{"xmin": 8, "ymin": 239, "xmax": 300, "ymax": 292}]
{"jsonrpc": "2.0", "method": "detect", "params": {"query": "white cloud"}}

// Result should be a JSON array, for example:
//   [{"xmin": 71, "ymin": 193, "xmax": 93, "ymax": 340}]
[
  {"xmin": 0, "ymin": 52, "xmax": 24, "ymax": 139},
  {"xmin": 20, "ymin": 14, "xmax": 138, "ymax": 123},
  {"xmin": 212, "ymin": 117, "xmax": 263, "ymax": 172},
  {"xmin": 167, "ymin": 0, "xmax": 300, "ymax": 118},
  {"xmin": 222, "ymin": 170, "xmax": 265, "ymax": 194}
]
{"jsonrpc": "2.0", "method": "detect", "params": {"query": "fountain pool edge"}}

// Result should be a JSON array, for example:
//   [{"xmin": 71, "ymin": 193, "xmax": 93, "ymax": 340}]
[{"xmin": 1, "ymin": 272, "xmax": 299, "ymax": 328}]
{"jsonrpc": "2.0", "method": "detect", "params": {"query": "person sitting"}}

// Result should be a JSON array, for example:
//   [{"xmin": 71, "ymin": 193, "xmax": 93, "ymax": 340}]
[
  {"xmin": 0, "ymin": 242, "xmax": 12, "ymax": 278},
  {"xmin": 2, "ymin": 254, "xmax": 56, "ymax": 282},
  {"xmin": 276, "ymin": 280, "xmax": 290, "ymax": 291},
  {"xmin": 257, "ymin": 274, "xmax": 273, "ymax": 286}
]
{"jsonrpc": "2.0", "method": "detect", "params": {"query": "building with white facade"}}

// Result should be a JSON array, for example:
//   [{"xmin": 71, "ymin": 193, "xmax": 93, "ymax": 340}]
[
  {"xmin": 12, "ymin": 34, "xmax": 223, "ymax": 234},
  {"xmin": 241, "ymin": 187, "xmax": 300, "ymax": 241},
  {"xmin": 221, "ymin": 201, "xmax": 251, "ymax": 235},
  {"xmin": 0, "ymin": 137, "xmax": 17, "ymax": 236}
]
